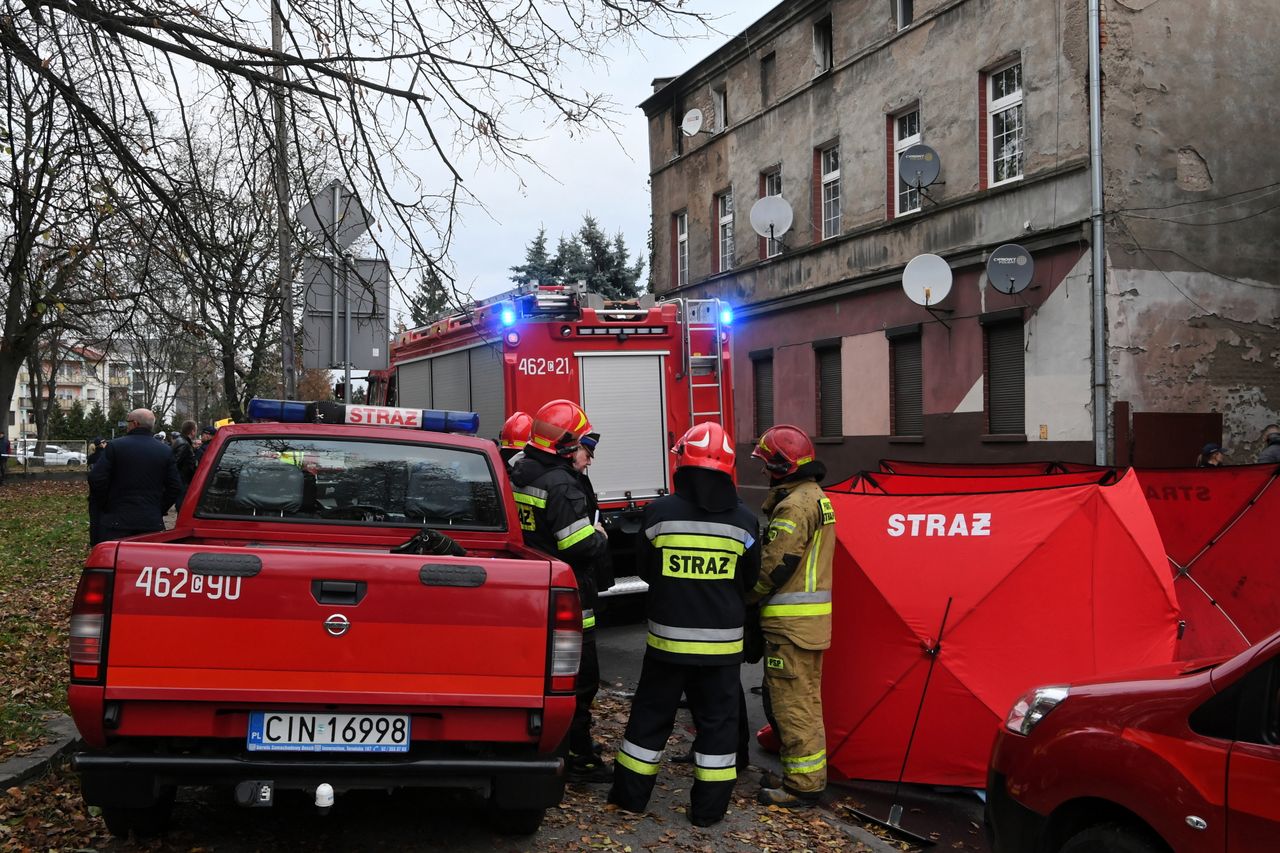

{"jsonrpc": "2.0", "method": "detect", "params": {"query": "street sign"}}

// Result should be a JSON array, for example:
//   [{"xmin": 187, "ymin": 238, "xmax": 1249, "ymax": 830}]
[
  {"xmin": 300, "ymin": 256, "xmax": 390, "ymax": 370},
  {"xmin": 296, "ymin": 180, "xmax": 371, "ymax": 251}
]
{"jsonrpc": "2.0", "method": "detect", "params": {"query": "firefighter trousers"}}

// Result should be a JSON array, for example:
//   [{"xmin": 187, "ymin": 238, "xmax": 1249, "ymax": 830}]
[
  {"xmin": 762, "ymin": 636, "xmax": 826, "ymax": 794},
  {"xmin": 609, "ymin": 656, "xmax": 740, "ymax": 825},
  {"xmin": 569, "ymin": 627, "xmax": 600, "ymax": 759}
]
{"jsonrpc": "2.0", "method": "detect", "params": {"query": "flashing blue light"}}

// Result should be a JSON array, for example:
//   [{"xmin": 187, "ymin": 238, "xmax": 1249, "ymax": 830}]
[
  {"xmin": 422, "ymin": 410, "xmax": 481, "ymax": 434},
  {"xmin": 247, "ymin": 398, "xmax": 310, "ymax": 422},
  {"xmin": 499, "ymin": 302, "xmax": 517, "ymax": 327},
  {"xmin": 719, "ymin": 305, "xmax": 734, "ymax": 326}
]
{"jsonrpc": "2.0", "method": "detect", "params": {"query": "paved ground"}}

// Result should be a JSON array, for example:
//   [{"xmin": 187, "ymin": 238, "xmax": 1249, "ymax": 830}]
[{"xmin": 1, "ymin": 614, "xmax": 988, "ymax": 852}]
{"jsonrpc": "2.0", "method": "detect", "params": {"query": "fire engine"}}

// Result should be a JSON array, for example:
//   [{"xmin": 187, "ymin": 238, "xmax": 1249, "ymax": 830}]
[{"xmin": 368, "ymin": 283, "xmax": 735, "ymax": 597}]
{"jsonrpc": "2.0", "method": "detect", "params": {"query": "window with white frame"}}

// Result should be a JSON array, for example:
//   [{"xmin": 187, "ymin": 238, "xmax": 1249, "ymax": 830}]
[
  {"xmin": 988, "ymin": 61, "xmax": 1024, "ymax": 185},
  {"xmin": 821, "ymin": 144, "xmax": 841, "ymax": 239},
  {"xmin": 896, "ymin": 0, "xmax": 913, "ymax": 28},
  {"xmin": 717, "ymin": 191, "xmax": 734, "ymax": 272},
  {"xmin": 813, "ymin": 15, "xmax": 833, "ymax": 75},
  {"xmin": 713, "ymin": 86, "xmax": 728, "ymax": 132},
  {"xmin": 763, "ymin": 168, "xmax": 783, "ymax": 257},
  {"xmin": 674, "ymin": 211, "xmax": 689, "ymax": 287},
  {"xmin": 894, "ymin": 108, "xmax": 922, "ymax": 215}
]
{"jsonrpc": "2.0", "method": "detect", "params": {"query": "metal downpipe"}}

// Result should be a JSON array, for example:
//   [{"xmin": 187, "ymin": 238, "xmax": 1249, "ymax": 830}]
[{"xmin": 1089, "ymin": 0, "xmax": 1108, "ymax": 464}]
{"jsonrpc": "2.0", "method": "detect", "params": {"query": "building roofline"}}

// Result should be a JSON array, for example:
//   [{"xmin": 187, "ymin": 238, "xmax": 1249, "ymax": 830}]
[{"xmin": 638, "ymin": 0, "xmax": 819, "ymax": 114}]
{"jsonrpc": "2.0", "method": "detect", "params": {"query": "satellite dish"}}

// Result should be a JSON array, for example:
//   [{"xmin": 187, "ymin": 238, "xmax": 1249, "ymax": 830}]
[
  {"xmin": 986, "ymin": 244, "xmax": 1035, "ymax": 294},
  {"xmin": 898, "ymin": 143, "xmax": 942, "ymax": 188},
  {"xmin": 749, "ymin": 195, "xmax": 795, "ymax": 239},
  {"xmin": 902, "ymin": 253, "xmax": 953, "ymax": 307},
  {"xmin": 680, "ymin": 109, "xmax": 704, "ymax": 137}
]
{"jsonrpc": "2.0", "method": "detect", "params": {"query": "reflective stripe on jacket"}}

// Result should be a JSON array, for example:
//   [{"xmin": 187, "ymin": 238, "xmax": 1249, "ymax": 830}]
[
  {"xmin": 637, "ymin": 493, "xmax": 760, "ymax": 665},
  {"xmin": 749, "ymin": 479, "xmax": 835, "ymax": 650}
]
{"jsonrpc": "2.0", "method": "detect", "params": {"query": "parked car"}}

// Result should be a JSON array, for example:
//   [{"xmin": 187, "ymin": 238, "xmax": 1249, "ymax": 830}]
[
  {"xmin": 14, "ymin": 442, "xmax": 86, "ymax": 465},
  {"xmin": 987, "ymin": 629, "xmax": 1280, "ymax": 853}
]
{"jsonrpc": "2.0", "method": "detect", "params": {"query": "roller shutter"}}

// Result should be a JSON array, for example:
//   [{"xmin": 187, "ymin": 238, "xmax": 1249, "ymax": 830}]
[
  {"xmin": 753, "ymin": 357, "xmax": 774, "ymax": 436},
  {"xmin": 816, "ymin": 346, "xmax": 842, "ymax": 438},
  {"xmin": 986, "ymin": 321, "xmax": 1025, "ymax": 434},
  {"xmin": 892, "ymin": 337, "xmax": 923, "ymax": 436},
  {"xmin": 431, "ymin": 350, "xmax": 470, "ymax": 411},
  {"xmin": 579, "ymin": 355, "xmax": 668, "ymax": 502},
  {"xmin": 396, "ymin": 359, "xmax": 433, "ymax": 409},
  {"xmin": 469, "ymin": 344, "xmax": 506, "ymax": 439}
]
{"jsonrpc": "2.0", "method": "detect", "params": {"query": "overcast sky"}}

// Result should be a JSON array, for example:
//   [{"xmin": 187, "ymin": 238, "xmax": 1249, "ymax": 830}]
[{"xmin": 434, "ymin": 0, "xmax": 778, "ymax": 310}]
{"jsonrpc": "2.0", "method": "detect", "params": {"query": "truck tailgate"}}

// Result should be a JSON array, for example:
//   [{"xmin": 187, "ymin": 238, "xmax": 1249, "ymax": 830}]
[{"xmin": 105, "ymin": 543, "xmax": 553, "ymax": 707}]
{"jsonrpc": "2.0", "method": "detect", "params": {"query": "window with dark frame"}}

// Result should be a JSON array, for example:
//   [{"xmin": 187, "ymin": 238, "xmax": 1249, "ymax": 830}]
[
  {"xmin": 890, "ymin": 332, "xmax": 923, "ymax": 436},
  {"xmin": 673, "ymin": 211, "xmax": 689, "ymax": 288},
  {"xmin": 752, "ymin": 355, "xmax": 775, "ymax": 437},
  {"xmin": 760, "ymin": 52, "xmax": 776, "ymax": 106},
  {"xmin": 813, "ymin": 15, "xmax": 833, "ymax": 75},
  {"xmin": 672, "ymin": 97, "xmax": 685, "ymax": 157},
  {"xmin": 815, "ymin": 343, "xmax": 842, "ymax": 438},
  {"xmin": 985, "ymin": 317, "xmax": 1025, "ymax": 434},
  {"xmin": 716, "ymin": 190, "xmax": 734, "ymax": 273},
  {"xmin": 762, "ymin": 167, "xmax": 783, "ymax": 257},
  {"xmin": 713, "ymin": 85, "xmax": 728, "ymax": 132},
  {"xmin": 896, "ymin": 0, "xmax": 914, "ymax": 28}
]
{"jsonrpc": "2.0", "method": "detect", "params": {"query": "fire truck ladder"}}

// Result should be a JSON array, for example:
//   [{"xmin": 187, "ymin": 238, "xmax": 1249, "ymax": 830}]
[{"xmin": 681, "ymin": 299, "xmax": 726, "ymax": 431}]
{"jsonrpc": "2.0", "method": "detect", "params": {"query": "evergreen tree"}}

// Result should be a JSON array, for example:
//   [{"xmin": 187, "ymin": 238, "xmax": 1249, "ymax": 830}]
[
  {"xmin": 86, "ymin": 403, "xmax": 110, "ymax": 440},
  {"xmin": 408, "ymin": 268, "xmax": 455, "ymax": 328},
  {"xmin": 65, "ymin": 400, "xmax": 87, "ymax": 441},
  {"xmin": 46, "ymin": 404, "xmax": 69, "ymax": 440},
  {"xmin": 107, "ymin": 400, "xmax": 129, "ymax": 436},
  {"xmin": 555, "ymin": 215, "xmax": 643, "ymax": 300},
  {"xmin": 509, "ymin": 227, "xmax": 562, "ymax": 286}
]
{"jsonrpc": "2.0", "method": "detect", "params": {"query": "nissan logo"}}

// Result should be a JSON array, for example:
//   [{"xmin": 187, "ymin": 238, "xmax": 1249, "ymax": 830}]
[{"xmin": 324, "ymin": 613, "xmax": 351, "ymax": 636}]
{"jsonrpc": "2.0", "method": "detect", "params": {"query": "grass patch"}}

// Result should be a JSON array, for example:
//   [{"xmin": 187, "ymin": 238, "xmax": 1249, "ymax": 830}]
[{"xmin": 0, "ymin": 480, "xmax": 89, "ymax": 760}]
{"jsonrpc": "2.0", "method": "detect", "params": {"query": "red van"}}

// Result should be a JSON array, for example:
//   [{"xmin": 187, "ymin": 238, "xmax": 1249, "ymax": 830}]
[{"xmin": 987, "ymin": 629, "xmax": 1280, "ymax": 853}]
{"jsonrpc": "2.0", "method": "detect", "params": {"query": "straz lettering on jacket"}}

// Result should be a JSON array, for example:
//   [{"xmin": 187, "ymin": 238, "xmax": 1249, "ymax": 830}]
[
  {"xmin": 651, "ymin": 525, "xmax": 748, "ymax": 581},
  {"xmin": 886, "ymin": 512, "xmax": 992, "ymax": 537}
]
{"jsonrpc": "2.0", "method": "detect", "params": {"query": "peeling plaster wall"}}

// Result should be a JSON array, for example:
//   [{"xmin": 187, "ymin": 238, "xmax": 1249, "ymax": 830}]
[
  {"xmin": 1102, "ymin": 0, "xmax": 1280, "ymax": 456},
  {"xmin": 1107, "ymin": 266, "xmax": 1280, "ymax": 457}
]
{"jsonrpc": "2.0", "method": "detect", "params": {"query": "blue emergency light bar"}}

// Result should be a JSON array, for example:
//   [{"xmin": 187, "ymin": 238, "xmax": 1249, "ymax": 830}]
[
  {"xmin": 720, "ymin": 304, "xmax": 734, "ymax": 326},
  {"xmin": 246, "ymin": 398, "xmax": 480, "ymax": 434}
]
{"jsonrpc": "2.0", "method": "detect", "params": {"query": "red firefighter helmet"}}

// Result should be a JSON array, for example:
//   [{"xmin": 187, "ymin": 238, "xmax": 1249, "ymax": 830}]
[
  {"xmin": 499, "ymin": 411, "xmax": 533, "ymax": 450},
  {"xmin": 751, "ymin": 425, "xmax": 815, "ymax": 478},
  {"xmin": 673, "ymin": 422, "xmax": 736, "ymax": 476},
  {"xmin": 530, "ymin": 399, "xmax": 593, "ymax": 456}
]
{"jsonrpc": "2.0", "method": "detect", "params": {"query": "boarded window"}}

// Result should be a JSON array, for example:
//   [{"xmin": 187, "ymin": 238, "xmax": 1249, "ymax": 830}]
[
  {"xmin": 891, "ymin": 335, "xmax": 922, "ymax": 436},
  {"xmin": 986, "ymin": 320, "xmax": 1025, "ymax": 434},
  {"xmin": 753, "ymin": 356, "xmax": 774, "ymax": 437},
  {"xmin": 816, "ymin": 345, "xmax": 842, "ymax": 438}
]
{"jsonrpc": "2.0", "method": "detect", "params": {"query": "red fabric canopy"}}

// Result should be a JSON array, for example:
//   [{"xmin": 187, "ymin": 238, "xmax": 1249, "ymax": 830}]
[
  {"xmin": 840, "ymin": 469, "xmax": 1116, "ymax": 495},
  {"xmin": 822, "ymin": 470, "xmax": 1178, "ymax": 787},
  {"xmin": 878, "ymin": 459, "xmax": 1110, "ymax": 475},
  {"xmin": 1134, "ymin": 465, "xmax": 1280, "ymax": 660}
]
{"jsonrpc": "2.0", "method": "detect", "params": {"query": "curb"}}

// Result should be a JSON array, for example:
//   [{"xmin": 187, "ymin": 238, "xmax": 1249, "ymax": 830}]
[{"xmin": 0, "ymin": 714, "xmax": 80, "ymax": 789}]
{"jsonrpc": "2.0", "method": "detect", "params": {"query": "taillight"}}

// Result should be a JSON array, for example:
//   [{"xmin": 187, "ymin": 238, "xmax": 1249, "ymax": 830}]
[
  {"xmin": 69, "ymin": 570, "xmax": 112, "ymax": 683},
  {"xmin": 547, "ymin": 587, "xmax": 581, "ymax": 694}
]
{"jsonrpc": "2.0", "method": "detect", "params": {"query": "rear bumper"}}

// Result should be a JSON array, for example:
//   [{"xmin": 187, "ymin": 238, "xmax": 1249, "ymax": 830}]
[
  {"xmin": 985, "ymin": 769, "xmax": 1049, "ymax": 853},
  {"xmin": 73, "ymin": 750, "xmax": 565, "ymax": 810}
]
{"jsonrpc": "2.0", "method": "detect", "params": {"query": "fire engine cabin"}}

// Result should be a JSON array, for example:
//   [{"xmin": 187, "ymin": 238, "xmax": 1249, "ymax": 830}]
[{"xmin": 376, "ymin": 285, "xmax": 735, "ymax": 597}]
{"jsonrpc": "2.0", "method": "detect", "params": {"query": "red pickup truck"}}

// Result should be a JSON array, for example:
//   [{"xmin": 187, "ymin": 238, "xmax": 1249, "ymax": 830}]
[{"xmin": 67, "ymin": 401, "xmax": 582, "ymax": 838}]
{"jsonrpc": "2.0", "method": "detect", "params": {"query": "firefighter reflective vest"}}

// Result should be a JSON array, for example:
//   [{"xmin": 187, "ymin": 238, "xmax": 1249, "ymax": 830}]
[
  {"xmin": 750, "ymin": 478, "xmax": 835, "ymax": 650},
  {"xmin": 636, "ymin": 492, "xmax": 761, "ymax": 664},
  {"xmin": 510, "ymin": 447, "xmax": 608, "ymax": 627}
]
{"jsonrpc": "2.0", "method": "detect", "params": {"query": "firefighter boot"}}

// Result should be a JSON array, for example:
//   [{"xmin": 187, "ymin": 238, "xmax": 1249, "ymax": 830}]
[
  {"xmin": 758, "ymin": 785, "xmax": 820, "ymax": 810},
  {"xmin": 568, "ymin": 749, "xmax": 613, "ymax": 783}
]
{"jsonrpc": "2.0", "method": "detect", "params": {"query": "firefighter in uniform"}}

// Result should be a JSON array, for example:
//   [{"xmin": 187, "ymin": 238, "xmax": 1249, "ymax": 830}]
[
  {"xmin": 509, "ymin": 399, "xmax": 612, "ymax": 782},
  {"xmin": 608, "ymin": 422, "xmax": 761, "ymax": 827},
  {"xmin": 748, "ymin": 424, "xmax": 835, "ymax": 809},
  {"xmin": 498, "ymin": 411, "xmax": 532, "ymax": 468}
]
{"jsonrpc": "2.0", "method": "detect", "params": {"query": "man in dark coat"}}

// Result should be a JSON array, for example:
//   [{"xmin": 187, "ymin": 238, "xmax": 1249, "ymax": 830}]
[
  {"xmin": 89, "ymin": 408, "xmax": 184, "ymax": 545},
  {"xmin": 172, "ymin": 420, "xmax": 198, "ymax": 485}
]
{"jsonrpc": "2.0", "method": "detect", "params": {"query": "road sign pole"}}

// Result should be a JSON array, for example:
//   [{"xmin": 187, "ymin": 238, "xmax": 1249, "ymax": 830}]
[
  {"xmin": 343, "ymin": 254, "xmax": 352, "ymax": 402},
  {"xmin": 272, "ymin": 0, "xmax": 297, "ymax": 400}
]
